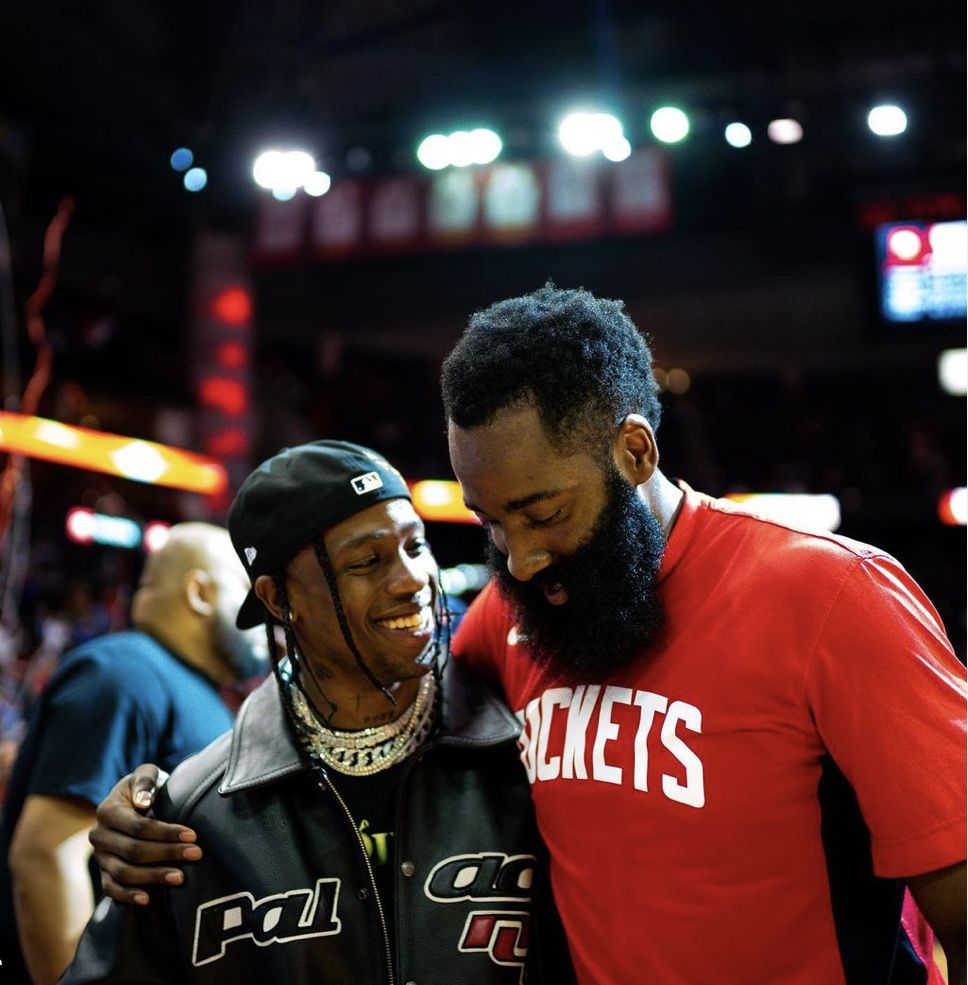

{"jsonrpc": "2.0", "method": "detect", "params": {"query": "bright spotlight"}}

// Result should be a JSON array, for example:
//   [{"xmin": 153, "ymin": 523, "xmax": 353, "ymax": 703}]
[
  {"xmin": 938, "ymin": 349, "xmax": 967, "ymax": 397},
  {"xmin": 253, "ymin": 150, "xmax": 285, "ymax": 189},
  {"xmin": 170, "ymin": 147, "xmax": 193, "ymax": 171},
  {"xmin": 887, "ymin": 227, "xmax": 923, "ymax": 262},
  {"xmin": 868, "ymin": 104, "xmax": 907, "ymax": 137},
  {"xmin": 303, "ymin": 171, "xmax": 332, "ymax": 197},
  {"xmin": 602, "ymin": 135, "xmax": 632, "ymax": 162},
  {"xmin": 417, "ymin": 134, "xmax": 450, "ymax": 170},
  {"xmin": 767, "ymin": 119, "xmax": 803, "ymax": 144},
  {"xmin": 559, "ymin": 111, "xmax": 623, "ymax": 157},
  {"xmin": 271, "ymin": 185, "xmax": 298, "ymax": 202},
  {"xmin": 939, "ymin": 488, "xmax": 968, "ymax": 526},
  {"xmin": 252, "ymin": 149, "xmax": 316, "ymax": 192},
  {"xmin": 724, "ymin": 122, "xmax": 752, "ymax": 148},
  {"xmin": 559, "ymin": 113, "xmax": 597, "ymax": 156},
  {"xmin": 447, "ymin": 130, "xmax": 477, "ymax": 168},
  {"xmin": 283, "ymin": 150, "xmax": 315, "ymax": 186},
  {"xmin": 650, "ymin": 107, "xmax": 690, "ymax": 144},
  {"xmin": 183, "ymin": 167, "xmax": 207, "ymax": 192},
  {"xmin": 143, "ymin": 521, "xmax": 172, "ymax": 555},
  {"xmin": 469, "ymin": 128, "xmax": 502, "ymax": 165}
]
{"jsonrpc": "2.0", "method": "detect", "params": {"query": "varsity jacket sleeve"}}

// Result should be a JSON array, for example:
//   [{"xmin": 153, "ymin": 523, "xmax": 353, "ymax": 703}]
[{"xmin": 58, "ymin": 891, "xmax": 182, "ymax": 985}]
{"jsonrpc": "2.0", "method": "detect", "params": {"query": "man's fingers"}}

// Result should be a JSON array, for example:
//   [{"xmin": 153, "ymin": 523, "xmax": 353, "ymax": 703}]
[
  {"xmin": 89, "ymin": 827, "xmax": 202, "ymax": 865},
  {"xmin": 91, "ymin": 805, "xmax": 196, "ymax": 845},
  {"xmin": 95, "ymin": 851, "xmax": 189, "ymax": 887},
  {"xmin": 129, "ymin": 764, "xmax": 165, "ymax": 809},
  {"xmin": 99, "ymin": 870, "xmax": 157, "ymax": 906}
]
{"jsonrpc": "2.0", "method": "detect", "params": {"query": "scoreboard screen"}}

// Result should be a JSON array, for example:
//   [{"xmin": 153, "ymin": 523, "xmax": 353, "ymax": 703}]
[{"xmin": 876, "ymin": 219, "xmax": 967, "ymax": 323}]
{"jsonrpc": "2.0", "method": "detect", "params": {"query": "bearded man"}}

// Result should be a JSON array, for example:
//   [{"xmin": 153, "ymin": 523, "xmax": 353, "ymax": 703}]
[{"xmin": 442, "ymin": 285, "xmax": 965, "ymax": 985}]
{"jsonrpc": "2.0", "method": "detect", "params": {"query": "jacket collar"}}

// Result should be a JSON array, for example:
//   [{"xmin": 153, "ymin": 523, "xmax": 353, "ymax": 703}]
[{"xmin": 220, "ymin": 660, "xmax": 521, "ymax": 795}]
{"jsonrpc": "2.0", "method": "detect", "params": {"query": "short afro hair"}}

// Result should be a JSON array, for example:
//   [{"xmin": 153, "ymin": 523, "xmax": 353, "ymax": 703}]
[{"xmin": 441, "ymin": 284, "xmax": 661, "ymax": 457}]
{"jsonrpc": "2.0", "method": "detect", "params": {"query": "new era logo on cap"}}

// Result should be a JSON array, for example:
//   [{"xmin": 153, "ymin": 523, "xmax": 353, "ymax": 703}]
[
  {"xmin": 244, "ymin": 547, "xmax": 258, "ymax": 566},
  {"xmin": 351, "ymin": 471, "xmax": 383, "ymax": 495}
]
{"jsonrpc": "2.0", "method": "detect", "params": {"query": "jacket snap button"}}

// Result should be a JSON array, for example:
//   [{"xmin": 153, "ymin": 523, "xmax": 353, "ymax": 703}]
[
  {"xmin": 357, "ymin": 887, "xmax": 369, "ymax": 901},
  {"xmin": 400, "ymin": 860, "xmax": 416, "ymax": 877}
]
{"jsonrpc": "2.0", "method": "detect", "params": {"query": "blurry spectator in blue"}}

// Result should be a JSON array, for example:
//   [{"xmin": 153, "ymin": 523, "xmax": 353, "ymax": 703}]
[{"xmin": 0, "ymin": 522, "xmax": 268, "ymax": 985}]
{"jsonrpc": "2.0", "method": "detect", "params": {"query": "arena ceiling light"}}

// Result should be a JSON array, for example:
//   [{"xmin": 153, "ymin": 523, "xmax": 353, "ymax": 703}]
[
  {"xmin": 649, "ymin": 107, "xmax": 690, "ymax": 144},
  {"xmin": 867, "ymin": 104, "xmax": 907, "ymax": 137},
  {"xmin": 558, "ymin": 111, "xmax": 629, "ymax": 159},
  {"xmin": 416, "ymin": 129, "xmax": 502, "ymax": 170},
  {"xmin": 417, "ymin": 134, "xmax": 449, "ymax": 170},
  {"xmin": 767, "ymin": 118, "xmax": 803, "ymax": 144},
  {"xmin": 938, "ymin": 348, "xmax": 967, "ymax": 396},
  {"xmin": 183, "ymin": 167, "xmax": 207, "ymax": 192},
  {"xmin": 252, "ymin": 149, "xmax": 319, "ymax": 198},
  {"xmin": 602, "ymin": 135, "xmax": 632, "ymax": 161},
  {"xmin": 724, "ymin": 122, "xmax": 753, "ymax": 148},
  {"xmin": 303, "ymin": 171, "xmax": 332, "ymax": 197},
  {"xmin": 938, "ymin": 488, "xmax": 967, "ymax": 526},
  {"xmin": 169, "ymin": 147, "xmax": 193, "ymax": 171}
]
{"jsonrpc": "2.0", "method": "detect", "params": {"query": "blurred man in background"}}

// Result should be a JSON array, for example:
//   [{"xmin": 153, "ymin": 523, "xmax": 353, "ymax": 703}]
[{"xmin": 0, "ymin": 522, "xmax": 266, "ymax": 985}]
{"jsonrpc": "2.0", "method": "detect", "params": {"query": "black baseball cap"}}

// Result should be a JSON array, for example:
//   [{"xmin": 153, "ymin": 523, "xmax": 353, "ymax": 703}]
[{"xmin": 229, "ymin": 440, "xmax": 412, "ymax": 629}]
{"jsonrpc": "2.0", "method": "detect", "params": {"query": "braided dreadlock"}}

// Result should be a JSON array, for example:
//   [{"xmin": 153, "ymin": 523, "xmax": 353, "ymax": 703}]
[
  {"xmin": 312, "ymin": 541, "xmax": 396, "ymax": 704},
  {"xmin": 429, "ymin": 578, "xmax": 452, "ymax": 738},
  {"xmin": 268, "ymin": 572, "xmax": 340, "ymax": 728}
]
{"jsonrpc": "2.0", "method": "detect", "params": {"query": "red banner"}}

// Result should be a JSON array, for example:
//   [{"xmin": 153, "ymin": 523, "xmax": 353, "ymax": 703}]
[{"xmin": 253, "ymin": 149, "xmax": 672, "ymax": 262}]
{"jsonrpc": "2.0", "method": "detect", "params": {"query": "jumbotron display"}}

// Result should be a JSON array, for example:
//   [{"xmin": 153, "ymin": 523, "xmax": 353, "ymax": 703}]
[{"xmin": 876, "ymin": 219, "xmax": 967, "ymax": 322}]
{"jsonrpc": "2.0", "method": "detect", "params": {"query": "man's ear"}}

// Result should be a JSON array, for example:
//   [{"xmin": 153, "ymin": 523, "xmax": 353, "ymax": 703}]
[
  {"xmin": 254, "ymin": 574, "xmax": 289, "ymax": 622},
  {"xmin": 184, "ymin": 569, "xmax": 215, "ymax": 617},
  {"xmin": 613, "ymin": 414, "xmax": 658, "ymax": 484}
]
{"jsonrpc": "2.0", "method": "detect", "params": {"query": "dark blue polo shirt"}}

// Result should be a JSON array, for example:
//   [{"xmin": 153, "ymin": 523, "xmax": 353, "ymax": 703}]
[{"xmin": 0, "ymin": 631, "xmax": 233, "ymax": 980}]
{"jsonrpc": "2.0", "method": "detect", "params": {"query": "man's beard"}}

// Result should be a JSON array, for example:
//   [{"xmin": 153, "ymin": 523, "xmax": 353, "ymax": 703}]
[
  {"xmin": 214, "ymin": 608, "xmax": 270, "ymax": 682},
  {"xmin": 485, "ymin": 468, "xmax": 666, "ymax": 680}
]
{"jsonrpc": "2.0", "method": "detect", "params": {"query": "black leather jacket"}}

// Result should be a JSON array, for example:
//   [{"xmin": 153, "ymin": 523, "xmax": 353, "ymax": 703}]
[{"xmin": 62, "ymin": 664, "xmax": 574, "ymax": 985}]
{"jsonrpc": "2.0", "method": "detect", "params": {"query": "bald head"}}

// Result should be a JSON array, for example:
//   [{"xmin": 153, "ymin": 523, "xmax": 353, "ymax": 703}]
[
  {"xmin": 139, "ymin": 523, "xmax": 241, "ymax": 590},
  {"xmin": 131, "ymin": 522, "xmax": 264, "ymax": 684}
]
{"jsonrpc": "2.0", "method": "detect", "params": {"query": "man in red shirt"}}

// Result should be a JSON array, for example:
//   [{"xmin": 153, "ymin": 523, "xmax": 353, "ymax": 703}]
[
  {"xmin": 90, "ymin": 285, "xmax": 964, "ymax": 985},
  {"xmin": 438, "ymin": 284, "xmax": 965, "ymax": 985}
]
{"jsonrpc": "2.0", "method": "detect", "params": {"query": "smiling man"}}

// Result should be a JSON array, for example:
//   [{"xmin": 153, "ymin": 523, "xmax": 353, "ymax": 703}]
[
  {"xmin": 442, "ymin": 284, "xmax": 966, "ymax": 985},
  {"xmin": 62, "ymin": 440, "xmax": 571, "ymax": 985}
]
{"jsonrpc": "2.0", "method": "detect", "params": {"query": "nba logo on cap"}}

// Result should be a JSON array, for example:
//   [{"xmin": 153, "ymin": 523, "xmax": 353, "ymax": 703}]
[{"xmin": 351, "ymin": 471, "xmax": 383, "ymax": 495}]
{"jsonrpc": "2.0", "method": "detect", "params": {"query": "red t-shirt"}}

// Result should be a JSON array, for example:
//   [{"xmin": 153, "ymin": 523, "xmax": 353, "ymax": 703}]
[{"xmin": 453, "ymin": 485, "xmax": 966, "ymax": 985}]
